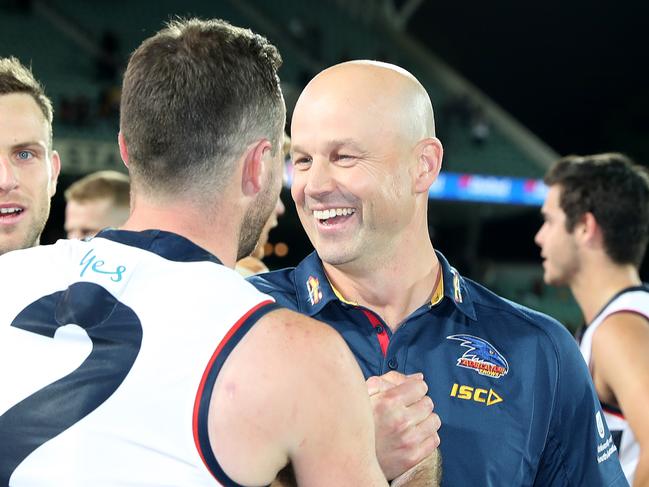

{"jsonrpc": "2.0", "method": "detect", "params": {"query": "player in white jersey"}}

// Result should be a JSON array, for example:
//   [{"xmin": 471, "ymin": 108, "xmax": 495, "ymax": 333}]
[
  {"xmin": 0, "ymin": 19, "xmax": 388, "ymax": 487},
  {"xmin": 0, "ymin": 230, "xmax": 279, "ymax": 485},
  {"xmin": 536, "ymin": 153, "xmax": 649, "ymax": 486},
  {"xmin": 579, "ymin": 287, "xmax": 649, "ymax": 481}
]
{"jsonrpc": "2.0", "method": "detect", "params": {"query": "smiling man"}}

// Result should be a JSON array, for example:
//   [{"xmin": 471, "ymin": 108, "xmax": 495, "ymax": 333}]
[
  {"xmin": 0, "ymin": 57, "xmax": 60, "ymax": 256},
  {"xmin": 250, "ymin": 60, "xmax": 628, "ymax": 485}
]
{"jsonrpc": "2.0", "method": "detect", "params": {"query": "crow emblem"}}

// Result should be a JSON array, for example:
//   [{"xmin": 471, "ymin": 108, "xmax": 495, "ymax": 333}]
[{"xmin": 447, "ymin": 334, "xmax": 509, "ymax": 378}]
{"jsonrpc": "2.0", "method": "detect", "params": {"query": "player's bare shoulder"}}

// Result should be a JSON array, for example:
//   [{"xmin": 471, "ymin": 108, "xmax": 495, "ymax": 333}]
[
  {"xmin": 592, "ymin": 311, "xmax": 649, "ymax": 361},
  {"xmin": 206, "ymin": 309, "xmax": 342, "ymax": 481},
  {"xmin": 207, "ymin": 307, "xmax": 385, "ymax": 486},
  {"xmin": 260, "ymin": 308, "xmax": 354, "ymax": 358},
  {"xmin": 218, "ymin": 307, "xmax": 363, "ymax": 410}
]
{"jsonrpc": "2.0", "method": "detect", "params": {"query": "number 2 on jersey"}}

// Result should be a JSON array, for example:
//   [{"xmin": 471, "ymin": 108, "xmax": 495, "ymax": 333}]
[{"xmin": 0, "ymin": 282, "xmax": 142, "ymax": 484}]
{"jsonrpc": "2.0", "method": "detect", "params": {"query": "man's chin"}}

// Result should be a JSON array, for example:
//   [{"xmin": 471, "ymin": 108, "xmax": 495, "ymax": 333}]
[
  {"xmin": 317, "ymin": 247, "xmax": 358, "ymax": 268},
  {"xmin": 0, "ymin": 235, "xmax": 39, "ymax": 256},
  {"xmin": 544, "ymin": 273, "xmax": 568, "ymax": 288}
]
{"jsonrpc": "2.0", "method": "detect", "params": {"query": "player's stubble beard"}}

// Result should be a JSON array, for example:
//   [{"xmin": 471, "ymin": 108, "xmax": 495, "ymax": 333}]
[
  {"xmin": 237, "ymin": 166, "xmax": 280, "ymax": 261},
  {"xmin": 0, "ymin": 200, "xmax": 49, "ymax": 256}
]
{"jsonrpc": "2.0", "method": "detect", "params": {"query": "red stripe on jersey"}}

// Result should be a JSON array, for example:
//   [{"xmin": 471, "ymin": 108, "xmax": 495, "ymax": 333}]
[
  {"xmin": 602, "ymin": 404, "xmax": 625, "ymax": 420},
  {"xmin": 361, "ymin": 309, "xmax": 390, "ymax": 357},
  {"xmin": 192, "ymin": 299, "xmax": 274, "ymax": 479}
]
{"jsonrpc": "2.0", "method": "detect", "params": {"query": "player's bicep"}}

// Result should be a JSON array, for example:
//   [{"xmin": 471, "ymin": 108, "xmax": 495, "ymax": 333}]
[
  {"xmin": 593, "ymin": 313, "xmax": 649, "ymax": 446},
  {"xmin": 207, "ymin": 309, "xmax": 387, "ymax": 486},
  {"xmin": 286, "ymin": 318, "xmax": 387, "ymax": 487},
  {"xmin": 206, "ymin": 310, "xmax": 294, "ymax": 486}
]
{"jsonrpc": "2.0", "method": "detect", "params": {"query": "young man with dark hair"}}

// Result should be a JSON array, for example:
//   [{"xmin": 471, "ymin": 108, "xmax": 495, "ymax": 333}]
[
  {"xmin": 64, "ymin": 170, "xmax": 130, "ymax": 239},
  {"xmin": 536, "ymin": 153, "xmax": 649, "ymax": 486},
  {"xmin": 0, "ymin": 20, "xmax": 388, "ymax": 486},
  {"xmin": 0, "ymin": 56, "xmax": 60, "ymax": 255}
]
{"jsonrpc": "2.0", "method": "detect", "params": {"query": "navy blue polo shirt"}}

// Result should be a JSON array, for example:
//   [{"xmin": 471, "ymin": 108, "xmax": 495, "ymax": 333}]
[{"xmin": 249, "ymin": 251, "xmax": 627, "ymax": 486}]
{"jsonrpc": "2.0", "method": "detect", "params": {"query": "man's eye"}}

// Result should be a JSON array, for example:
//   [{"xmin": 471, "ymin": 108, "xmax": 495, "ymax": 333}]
[
  {"xmin": 16, "ymin": 150, "xmax": 34, "ymax": 160},
  {"xmin": 292, "ymin": 156, "xmax": 312, "ymax": 166},
  {"xmin": 334, "ymin": 154, "xmax": 356, "ymax": 164}
]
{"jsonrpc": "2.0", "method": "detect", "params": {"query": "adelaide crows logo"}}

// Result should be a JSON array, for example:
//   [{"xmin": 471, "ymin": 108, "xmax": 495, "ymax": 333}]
[{"xmin": 447, "ymin": 334, "xmax": 509, "ymax": 378}]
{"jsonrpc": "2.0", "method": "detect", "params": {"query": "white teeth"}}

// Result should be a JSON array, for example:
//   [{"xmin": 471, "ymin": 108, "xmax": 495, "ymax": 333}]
[
  {"xmin": 0, "ymin": 207, "xmax": 21, "ymax": 215},
  {"xmin": 313, "ymin": 208, "xmax": 355, "ymax": 220}
]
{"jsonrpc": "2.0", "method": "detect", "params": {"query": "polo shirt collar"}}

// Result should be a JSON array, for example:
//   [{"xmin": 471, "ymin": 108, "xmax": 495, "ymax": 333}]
[
  {"xmin": 292, "ymin": 250, "xmax": 477, "ymax": 321},
  {"xmin": 293, "ymin": 252, "xmax": 340, "ymax": 316},
  {"xmin": 436, "ymin": 250, "xmax": 477, "ymax": 321}
]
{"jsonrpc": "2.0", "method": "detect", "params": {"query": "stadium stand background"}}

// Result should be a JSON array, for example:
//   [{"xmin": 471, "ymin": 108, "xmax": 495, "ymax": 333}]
[{"xmin": 1, "ymin": 0, "xmax": 602, "ymax": 329}]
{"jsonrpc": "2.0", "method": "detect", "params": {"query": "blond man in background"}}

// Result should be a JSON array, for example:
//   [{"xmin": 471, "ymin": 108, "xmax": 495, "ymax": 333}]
[{"xmin": 64, "ymin": 170, "xmax": 130, "ymax": 239}]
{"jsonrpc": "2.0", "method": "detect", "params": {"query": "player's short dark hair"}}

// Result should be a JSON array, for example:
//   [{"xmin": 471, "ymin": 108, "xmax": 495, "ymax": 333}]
[
  {"xmin": 0, "ymin": 56, "xmax": 53, "ymax": 147},
  {"xmin": 65, "ymin": 170, "xmax": 130, "ymax": 207},
  {"xmin": 545, "ymin": 153, "xmax": 649, "ymax": 266},
  {"xmin": 120, "ymin": 18, "xmax": 284, "ymax": 199}
]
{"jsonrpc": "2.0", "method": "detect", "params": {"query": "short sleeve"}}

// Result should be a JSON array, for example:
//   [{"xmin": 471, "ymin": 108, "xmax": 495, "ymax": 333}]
[{"xmin": 534, "ymin": 328, "xmax": 627, "ymax": 486}]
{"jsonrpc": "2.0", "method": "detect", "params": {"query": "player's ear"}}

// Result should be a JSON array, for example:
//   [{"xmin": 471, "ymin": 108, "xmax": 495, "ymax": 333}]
[
  {"xmin": 413, "ymin": 137, "xmax": 443, "ymax": 194},
  {"xmin": 577, "ymin": 212, "xmax": 603, "ymax": 247},
  {"xmin": 241, "ymin": 138, "xmax": 272, "ymax": 197},
  {"xmin": 118, "ymin": 132, "xmax": 130, "ymax": 168},
  {"xmin": 48, "ymin": 150, "xmax": 61, "ymax": 197}
]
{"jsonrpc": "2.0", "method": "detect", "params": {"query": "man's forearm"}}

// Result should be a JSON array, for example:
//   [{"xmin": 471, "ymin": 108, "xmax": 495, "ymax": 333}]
[{"xmin": 390, "ymin": 450, "xmax": 442, "ymax": 487}]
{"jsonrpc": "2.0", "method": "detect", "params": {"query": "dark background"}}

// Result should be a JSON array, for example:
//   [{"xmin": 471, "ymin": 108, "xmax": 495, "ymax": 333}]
[{"xmin": 409, "ymin": 0, "xmax": 649, "ymax": 162}]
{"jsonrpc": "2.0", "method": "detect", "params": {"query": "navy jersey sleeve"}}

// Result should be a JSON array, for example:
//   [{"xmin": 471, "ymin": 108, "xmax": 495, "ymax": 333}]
[{"xmin": 534, "ymin": 325, "xmax": 627, "ymax": 486}]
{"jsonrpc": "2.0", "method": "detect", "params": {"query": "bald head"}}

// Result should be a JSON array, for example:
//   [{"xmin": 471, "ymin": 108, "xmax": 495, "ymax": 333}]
[
  {"xmin": 289, "ymin": 60, "xmax": 443, "ymax": 271},
  {"xmin": 294, "ymin": 60, "xmax": 435, "ymax": 144}
]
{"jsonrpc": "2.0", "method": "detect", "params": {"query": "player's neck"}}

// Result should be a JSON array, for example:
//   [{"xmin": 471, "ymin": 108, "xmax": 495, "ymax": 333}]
[
  {"xmin": 323, "ymin": 238, "xmax": 439, "ymax": 333},
  {"xmin": 121, "ymin": 198, "xmax": 240, "ymax": 268},
  {"xmin": 570, "ymin": 257, "xmax": 641, "ymax": 324}
]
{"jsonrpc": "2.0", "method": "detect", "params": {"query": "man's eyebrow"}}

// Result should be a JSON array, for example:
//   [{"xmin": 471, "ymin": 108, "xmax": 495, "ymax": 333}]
[
  {"xmin": 11, "ymin": 141, "xmax": 47, "ymax": 151},
  {"xmin": 327, "ymin": 139, "xmax": 363, "ymax": 151},
  {"xmin": 291, "ymin": 139, "xmax": 364, "ymax": 154}
]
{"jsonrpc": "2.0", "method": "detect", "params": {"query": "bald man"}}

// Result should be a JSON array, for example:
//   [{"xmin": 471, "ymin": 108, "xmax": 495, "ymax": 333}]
[{"xmin": 250, "ymin": 61, "xmax": 627, "ymax": 486}]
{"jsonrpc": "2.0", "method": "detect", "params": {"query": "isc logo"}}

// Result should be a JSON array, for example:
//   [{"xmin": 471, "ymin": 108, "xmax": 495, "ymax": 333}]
[{"xmin": 450, "ymin": 383, "xmax": 503, "ymax": 406}]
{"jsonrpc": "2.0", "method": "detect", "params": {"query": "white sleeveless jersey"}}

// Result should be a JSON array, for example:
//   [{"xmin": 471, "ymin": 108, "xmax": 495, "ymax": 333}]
[
  {"xmin": 0, "ymin": 229, "xmax": 277, "ymax": 486},
  {"xmin": 579, "ymin": 286, "xmax": 649, "ymax": 485}
]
